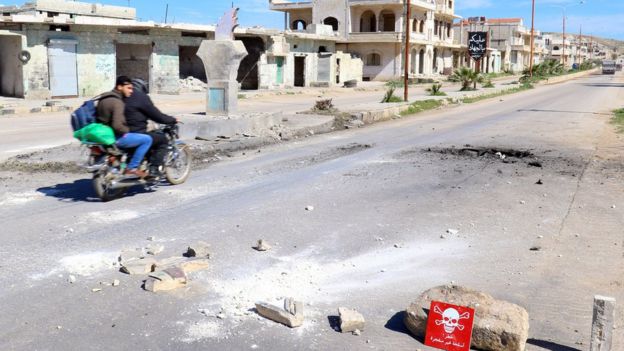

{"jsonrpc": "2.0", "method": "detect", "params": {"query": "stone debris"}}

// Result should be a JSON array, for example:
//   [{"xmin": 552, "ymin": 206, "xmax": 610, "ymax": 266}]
[
  {"xmin": 404, "ymin": 285, "xmax": 529, "ymax": 351},
  {"xmin": 147, "ymin": 236, "xmax": 156, "ymax": 241},
  {"xmin": 446, "ymin": 228, "xmax": 459, "ymax": 235},
  {"xmin": 68, "ymin": 275, "xmax": 76, "ymax": 284},
  {"xmin": 120, "ymin": 257, "xmax": 157, "ymax": 275},
  {"xmin": 186, "ymin": 242, "xmax": 211, "ymax": 258},
  {"xmin": 178, "ymin": 258, "xmax": 211, "ymax": 274},
  {"xmin": 338, "ymin": 307, "xmax": 365, "ymax": 333},
  {"xmin": 255, "ymin": 298, "xmax": 304, "ymax": 328},
  {"xmin": 145, "ymin": 267, "xmax": 187, "ymax": 292},
  {"xmin": 353, "ymin": 329, "xmax": 361, "ymax": 336},
  {"xmin": 253, "ymin": 239, "xmax": 272, "ymax": 252},
  {"xmin": 146, "ymin": 244, "xmax": 165, "ymax": 256},
  {"xmin": 119, "ymin": 249, "xmax": 145, "ymax": 264},
  {"xmin": 112, "ymin": 279, "xmax": 120, "ymax": 287},
  {"xmin": 179, "ymin": 76, "xmax": 207, "ymax": 92},
  {"xmin": 91, "ymin": 288, "xmax": 102, "ymax": 293},
  {"xmin": 305, "ymin": 206, "xmax": 315, "ymax": 211}
]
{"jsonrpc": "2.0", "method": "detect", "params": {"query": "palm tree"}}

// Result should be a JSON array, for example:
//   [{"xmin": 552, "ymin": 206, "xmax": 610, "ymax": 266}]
[{"xmin": 450, "ymin": 67, "xmax": 483, "ymax": 91}]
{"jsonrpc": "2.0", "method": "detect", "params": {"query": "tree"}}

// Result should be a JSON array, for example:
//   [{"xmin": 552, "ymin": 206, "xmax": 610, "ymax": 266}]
[{"xmin": 450, "ymin": 67, "xmax": 483, "ymax": 91}]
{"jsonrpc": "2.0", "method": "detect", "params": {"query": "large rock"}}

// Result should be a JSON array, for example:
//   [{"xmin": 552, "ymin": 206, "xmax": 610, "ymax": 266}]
[
  {"xmin": 255, "ymin": 298, "xmax": 304, "ymax": 328},
  {"xmin": 404, "ymin": 285, "xmax": 529, "ymax": 351}
]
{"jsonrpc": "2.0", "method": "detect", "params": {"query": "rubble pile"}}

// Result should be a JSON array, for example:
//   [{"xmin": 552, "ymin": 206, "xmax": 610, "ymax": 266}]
[{"xmin": 179, "ymin": 76, "xmax": 207, "ymax": 92}]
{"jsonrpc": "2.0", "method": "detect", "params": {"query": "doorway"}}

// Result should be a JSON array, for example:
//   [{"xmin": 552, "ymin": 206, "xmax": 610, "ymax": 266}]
[
  {"xmin": 275, "ymin": 56, "xmax": 284, "ymax": 85},
  {"xmin": 236, "ymin": 36, "xmax": 264, "ymax": 90},
  {"xmin": 48, "ymin": 39, "xmax": 78, "ymax": 98},
  {"xmin": 179, "ymin": 46, "xmax": 206, "ymax": 82},
  {"xmin": 0, "ymin": 36, "xmax": 24, "ymax": 98},
  {"xmin": 294, "ymin": 56, "xmax": 305, "ymax": 87},
  {"xmin": 116, "ymin": 43, "xmax": 151, "ymax": 90}
]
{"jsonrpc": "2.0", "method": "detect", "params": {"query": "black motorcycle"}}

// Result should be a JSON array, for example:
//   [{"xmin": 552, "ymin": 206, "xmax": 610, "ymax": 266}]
[{"xmin": 83, "ymin": 124, "xmax": 191, "ymax": 201}]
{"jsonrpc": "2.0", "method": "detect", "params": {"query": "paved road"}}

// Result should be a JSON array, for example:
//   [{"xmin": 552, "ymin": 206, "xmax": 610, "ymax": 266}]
[
  {"xmin": 0, "ymin": 77, "xmax": 519, "ymax": 161},
  {"xmin": 0, "ymin": 73, "xmax": 622, "ymax": 350}
]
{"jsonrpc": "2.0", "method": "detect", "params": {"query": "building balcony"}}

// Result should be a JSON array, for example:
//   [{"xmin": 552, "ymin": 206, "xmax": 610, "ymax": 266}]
[
  {"xmin": 269, "ymin": 0, "xmax": 313, "ymax": 11},
  {"xmin": 346, "ymin": 31, "xmax": 402, "ymax": 43},
  {"xmin": 350, "ymin": 0, "xmax": 435, "ymax": 11}
]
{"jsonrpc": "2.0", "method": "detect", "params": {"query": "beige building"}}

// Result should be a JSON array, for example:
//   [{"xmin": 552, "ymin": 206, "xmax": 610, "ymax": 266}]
[
  {"xmin": 0, "ymin": 0, "xmax": 362, "ymax": 99},
  {"xmin": 270, "ymin": 0, "xmax": 462, "ymax": 81},
  {"xmin": 455, "ymin": 17, "xmax": 533, "ymax": 73}
]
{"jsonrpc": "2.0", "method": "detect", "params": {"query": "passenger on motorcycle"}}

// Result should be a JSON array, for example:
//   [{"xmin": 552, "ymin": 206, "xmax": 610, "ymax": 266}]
[
  {"xmin": 125, "ymin": 78, "xmax": 178, "ymax": 177},
  {"xmin": 96, "ymin": 76, "xmax": 152, "ymax": 178}
]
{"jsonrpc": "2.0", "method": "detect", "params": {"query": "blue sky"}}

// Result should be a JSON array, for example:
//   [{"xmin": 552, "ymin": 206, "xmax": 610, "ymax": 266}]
[{"xmin": 3, "ymin": 0, "xmax": 623, "ymax": 40}]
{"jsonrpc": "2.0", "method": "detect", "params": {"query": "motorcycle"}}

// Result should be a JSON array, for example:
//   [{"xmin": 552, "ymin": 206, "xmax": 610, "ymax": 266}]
[{"xmin": 82, "ymin": 124, "xmax": 191, "ymax": 201}]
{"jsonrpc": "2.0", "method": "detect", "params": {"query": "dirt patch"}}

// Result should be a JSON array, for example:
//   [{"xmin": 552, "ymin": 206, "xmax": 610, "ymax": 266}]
[{"xmin": 426, "ymin": 146, "xmax": 534, "ymax": 159}]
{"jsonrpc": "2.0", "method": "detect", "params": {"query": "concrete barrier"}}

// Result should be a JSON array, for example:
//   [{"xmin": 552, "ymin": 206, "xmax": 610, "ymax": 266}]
[
  {"xmin": 178, "ymin": 112, "xmax": 283, "ymax": 140},
  {"xmin": 543, "ymin": 68, "xmax": 601, "ymax": 85}
]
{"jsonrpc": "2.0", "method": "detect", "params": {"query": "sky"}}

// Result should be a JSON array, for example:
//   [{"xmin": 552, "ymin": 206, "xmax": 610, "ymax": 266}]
[{"xmin": 2, "ymin": 0, "xmax": 623, "ymax": 40}]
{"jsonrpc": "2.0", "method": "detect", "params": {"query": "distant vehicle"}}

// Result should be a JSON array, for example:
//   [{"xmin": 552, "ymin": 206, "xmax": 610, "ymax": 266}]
[
  {"xmin": 602, "ymin": 60, "xmax": 616, "ymax": 74},
  {"xmin": 616, "ymin": 64, "xmax": 623, "ymax": 72}
]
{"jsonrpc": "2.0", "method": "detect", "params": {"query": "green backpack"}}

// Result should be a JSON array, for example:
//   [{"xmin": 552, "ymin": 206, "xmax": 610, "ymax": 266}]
[{"xmin": 73, "ymin": 123, "xmax": 116, "ymax": 145}]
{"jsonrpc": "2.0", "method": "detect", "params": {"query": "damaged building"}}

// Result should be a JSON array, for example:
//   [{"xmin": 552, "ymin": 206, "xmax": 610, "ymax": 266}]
[
  {"xmin": 0, "ymin": 0, "xmax": 362, "ymax": 99},
  {"xmin": 270, "ymin": 0, "xmax": 462, "ymax": 81}
]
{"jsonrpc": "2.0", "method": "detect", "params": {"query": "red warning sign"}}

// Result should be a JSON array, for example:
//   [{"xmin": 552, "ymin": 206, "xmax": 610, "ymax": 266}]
[{"xmin": 424, "ymin": 301, "xmax": 475, "ymax": 351}]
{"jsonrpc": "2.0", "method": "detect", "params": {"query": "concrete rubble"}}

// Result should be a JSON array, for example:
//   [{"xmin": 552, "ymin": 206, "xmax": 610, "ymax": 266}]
[
  {"xmin": 338, "ymin": 307, "xmax": 365, "ymax": 333},
  {"xmin": 145, "ymin": 267, "xmax": 187, "ymax": 292},
  {"xmin": 255, "ymin": 298, "xmax": 304, "ymax": 328},
  {"xmin": 179, "ymin": 77, "xmax": 207, "ymax": 92},
  {"xmin": 120, "ymin": 257, "xmax": 157, "ymax": 275},
  {"xmin": 404, "ymin": 285, "xmax": 530, "ymax": 351},
  {"xmin": 253, "ymin": 239, "xmax": 272, "ymax": 252},
  {"xmin": 185, "ymin": 242, "xmax": 211, "ymax": 258}
]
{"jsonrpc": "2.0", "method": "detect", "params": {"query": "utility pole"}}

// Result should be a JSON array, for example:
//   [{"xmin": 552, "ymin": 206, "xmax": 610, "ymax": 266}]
[
  {"xmin": 562, "ymin": 10, "xmax": 566, "ymax": 67},
  {"xmin": 164, "ymin": 4, "xmax": 169, "ymax": 24},
  {"xmin": 529, "ymin": 0, "xmax": 536, "ymax": 77},
  {"xmin": 404, "ymin": 0, "xmax": 411, "ymax": 102}
]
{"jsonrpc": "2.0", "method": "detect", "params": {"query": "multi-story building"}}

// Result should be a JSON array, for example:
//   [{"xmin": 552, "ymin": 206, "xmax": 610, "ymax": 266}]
[
  {"xmin": 0, "ymin": 0, "xmax": 363, "ymax": 99},
  {"xmin": 454, "ymin": 17, "xmax": 533, "ymax": 73},
  {"xmin": 269, "ymin": 0, "xmax": 462, "ymax": 81}
]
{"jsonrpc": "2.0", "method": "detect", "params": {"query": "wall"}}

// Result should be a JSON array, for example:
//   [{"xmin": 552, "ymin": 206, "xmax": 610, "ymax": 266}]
[
  {"xmin": 13, "ymin": 23, "xmax": 209, "ymax": 98},
  {"xmin": 0, "ymin": 34, "xmax": 25, "ymax": 97},
  {"xmin": 312, "ymin": 0, "xmax": 349, "ymax": 38},
  {"xmin": 344, "ymin": 42, "xmax": 400, "ymax": 81}
]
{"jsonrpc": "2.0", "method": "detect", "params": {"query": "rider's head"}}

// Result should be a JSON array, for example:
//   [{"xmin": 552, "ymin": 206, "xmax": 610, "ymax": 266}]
[
  {"xmin": 131, "ymin": 78, "xmax": 149, "ymax": 94},
  {"xmin": 115, "ymin": 76, "xmax": 133, "ymax": 98}
]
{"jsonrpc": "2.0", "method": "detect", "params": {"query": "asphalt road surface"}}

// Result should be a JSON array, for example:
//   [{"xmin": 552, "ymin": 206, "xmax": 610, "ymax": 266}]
[{"xmin": 0, "ymin": 73, "xmax": 622, "ymax": 350}]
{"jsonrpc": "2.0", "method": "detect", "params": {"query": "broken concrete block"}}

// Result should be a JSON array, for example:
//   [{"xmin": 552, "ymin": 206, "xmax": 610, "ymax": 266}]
[
  {"xmin": 146, "ymin": 244, "xmax": 164, "ymax": 255},
  {"xmin": 179, "ymin": 258, "xmax": 210, "ymax": 274},
  {"xmin": 144, "ymin": 267, "xmax": 187, "ymax": 292},
  {"xmin": 338, "ymin": 307, "xmax": 365, "ymax": 333},
  {"xmin": 253, "ymin": 239, "xmax": 272, "ymax": 252},
  {"xmin": 255, "ymin": 298, "xmax": 304, "ymax": 328},
  {"xmin": 120, "ymin": 258, "xmax": 157, "ymax": 275},
  {"xmin": 185, "ymin": 241, "xmax": 211, "ymax": 258},
  {"xmin": 119, "ymin": 249, "xmax": 144, "ymax": 264},
  {"xmin": 591, "ymin": 295, "xmax": 616, "ymax": 351},
  {"xmin": 404, "ymin": 285, "xmax": 529, "ymax": 351},
  {"xmin": 112, "ymin": 279, "xmax": 120, "ymax": 287}
]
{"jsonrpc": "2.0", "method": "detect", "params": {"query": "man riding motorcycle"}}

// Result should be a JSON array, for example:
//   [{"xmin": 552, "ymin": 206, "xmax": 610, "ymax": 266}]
[
  {"xmin": 125, "ymin": 78, "xmax": 177, "ymax": 178},
  {"xmin": 96, "ymin": 76, "xmax": 152, "ymax": 178}
]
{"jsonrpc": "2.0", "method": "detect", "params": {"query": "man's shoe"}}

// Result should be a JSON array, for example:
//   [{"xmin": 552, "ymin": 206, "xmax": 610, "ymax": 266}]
[{"xmin": 124, "ymin": 168, "xmax": 148, "ymax": 178}]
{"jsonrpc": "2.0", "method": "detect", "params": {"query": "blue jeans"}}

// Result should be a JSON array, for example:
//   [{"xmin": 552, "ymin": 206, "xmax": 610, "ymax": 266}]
[{"xmin": 116, "ymin": 133, "xmax": 152, "ymax": 169}]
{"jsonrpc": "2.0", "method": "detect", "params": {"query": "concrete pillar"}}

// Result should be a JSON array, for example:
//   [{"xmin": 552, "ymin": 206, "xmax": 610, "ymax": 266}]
[{"xmin": 590, "ymin": 295, "xmax": 616, "ymax": 351}]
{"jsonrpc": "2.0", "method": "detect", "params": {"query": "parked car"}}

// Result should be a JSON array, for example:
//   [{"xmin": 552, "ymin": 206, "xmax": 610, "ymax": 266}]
[{"xmin": 602, "ymin": 60, "xmax": 616, "ymax": 74}]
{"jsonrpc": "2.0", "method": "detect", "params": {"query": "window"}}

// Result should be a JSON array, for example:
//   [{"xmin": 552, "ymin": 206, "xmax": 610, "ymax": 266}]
[
  {"xmin": 323, "ymin": 17, "xmax": 339, "ymax": 31},
  {"xmin": 553, "ymin": 46, "xmax": 560, "ymax": 51},
  {"xmin": 360, "ymin": 11, "xmax": 376, "ymax": 32},
  {"xmin": 366, "ymin": 53, "xmax": 381, "ymax": 66},
  {"xmin": 292, "ymin": 20, "xmax": 307, "ymax": 31}
]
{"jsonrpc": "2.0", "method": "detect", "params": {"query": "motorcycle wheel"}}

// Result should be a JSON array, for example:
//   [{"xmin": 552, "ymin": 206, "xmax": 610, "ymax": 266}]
[
  {"xmin": 93, "ymin": 173, "xmax": 126, "ymax": 202},
  {"xmin": 164, "ymin": 145, "xmax": 192, "ymax": 185}
]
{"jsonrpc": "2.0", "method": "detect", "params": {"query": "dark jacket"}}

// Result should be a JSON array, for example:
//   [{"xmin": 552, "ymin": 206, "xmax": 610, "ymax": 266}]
[
  {"xmin": 96, "ymin": 90, "xmax": 129, "ymax": 136},
  {"xmin": 124, "ymin": 90, "xmax": 176, "ymax": 133}
]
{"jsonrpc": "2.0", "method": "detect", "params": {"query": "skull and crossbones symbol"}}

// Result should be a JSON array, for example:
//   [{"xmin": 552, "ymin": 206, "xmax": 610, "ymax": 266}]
[{"xmin": 433, "ymin": 306, "xmax": 471, "ymax": 334}]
